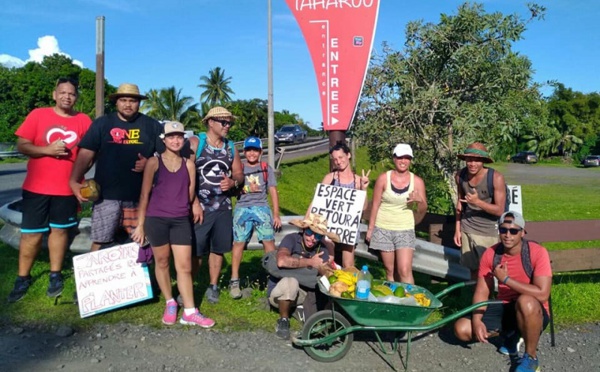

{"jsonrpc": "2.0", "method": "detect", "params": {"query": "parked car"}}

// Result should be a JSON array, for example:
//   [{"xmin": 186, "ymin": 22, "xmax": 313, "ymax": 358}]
[
  {"xmin": 582, "ymin": 155, "xmax": 600, "ymax": 167},
  {"xmin": 275, "ymin": 124, "xmax": 307, "ymax": 144},
  {"xmin": 511, "ymin": 151, "xmax": 538, "ymax": 164}
]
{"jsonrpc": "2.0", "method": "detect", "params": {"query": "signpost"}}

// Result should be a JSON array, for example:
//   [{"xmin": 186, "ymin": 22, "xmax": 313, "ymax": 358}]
[
  {"xmin": 73, "ymin": 243, "xmax": 153, "ymax": 318},
  {"xmin": 285, "ymin": 0, "xmax": 380, "ymax": 131},
  {"xmin": 507, "ymin": 184, "xmax": 523, "ymax": 216},
  {"xmin": 308, "ymin": 183, "xmax": 367, "ymax": 245}
]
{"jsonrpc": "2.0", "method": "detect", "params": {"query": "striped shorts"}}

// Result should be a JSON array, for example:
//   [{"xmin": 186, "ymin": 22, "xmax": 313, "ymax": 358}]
[{"xmin": 90, "ymin": 199, "xmax": 138, "ymax": 243}]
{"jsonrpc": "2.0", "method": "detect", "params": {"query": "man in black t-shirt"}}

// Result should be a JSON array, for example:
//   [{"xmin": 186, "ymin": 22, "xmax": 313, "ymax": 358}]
[
  {"xmin": 267, "ymin": 214, "xmax": 340, "ymax": 340},
  {"xmin": 70, "ymin": 83, "xmax": 164, "ymax": 251}
]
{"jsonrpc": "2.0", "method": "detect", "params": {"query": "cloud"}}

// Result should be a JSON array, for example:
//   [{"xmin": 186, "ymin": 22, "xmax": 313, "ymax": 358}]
[{"xmin": 0, "ymin": 35, "xmax": 83, "ymax": 69}]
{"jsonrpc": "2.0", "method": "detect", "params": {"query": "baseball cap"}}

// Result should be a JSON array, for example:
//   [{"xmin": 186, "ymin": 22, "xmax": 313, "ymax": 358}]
[
  {"xmin": 244, "ymin": 137, "xmax": 262, "ymax": 150},
  {"xmin": 162, "ymin": 121, "xmax": 186, "ymax": 136},
  {"xmin": 499, "ymin": 211, "xmax": 525, "ymax": 230},
  {"xmin": 393, "ymin": 143, "xmax": 413, "ymax": 158}
]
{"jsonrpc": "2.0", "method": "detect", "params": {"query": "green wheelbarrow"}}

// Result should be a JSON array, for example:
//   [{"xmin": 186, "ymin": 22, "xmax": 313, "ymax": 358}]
[{"xmin": 292, "ymin": 280, "xmax": 499, "ymax": 371}]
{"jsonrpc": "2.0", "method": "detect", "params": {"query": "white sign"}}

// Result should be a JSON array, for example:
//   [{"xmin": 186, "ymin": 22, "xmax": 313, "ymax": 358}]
[
  {"xmin": 507, "ymin": 185, "xmax": 523, "ymax": 216},
  {"xmin": 73, "ymin": 243, "xmax": 153, "ymax": 318},
  {"xmin": 309, "ymin": 183, "xmax": 367, "ymax": 245}
]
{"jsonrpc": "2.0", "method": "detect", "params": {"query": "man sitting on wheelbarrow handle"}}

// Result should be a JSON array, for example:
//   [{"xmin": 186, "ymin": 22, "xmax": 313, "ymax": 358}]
[
  {"xmin": 264, "ymin": 213, "xmax": 340, "ymax": 340},
  {"xmin": 454, "ymin": 211, "xmax": 552, "ymax": 372}
]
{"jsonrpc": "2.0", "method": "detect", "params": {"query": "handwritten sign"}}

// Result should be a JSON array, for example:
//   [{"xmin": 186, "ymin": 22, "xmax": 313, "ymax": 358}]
[
  {"xmin": 285, "ymin": 0, "xmax": 380, "ymax": 130},
  {"xmin": 73, "ymin": 243, "xmax": 153, "ymax": 318},
  {"xmin": 309, "ymin": 183, "xmax": 366, "ymax": 245}
]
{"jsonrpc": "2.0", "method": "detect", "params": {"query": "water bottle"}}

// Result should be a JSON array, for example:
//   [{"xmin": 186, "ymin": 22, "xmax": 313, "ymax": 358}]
[{"xmin": 355, "ymin": 265, "xmax": 373, "ymax": 300}]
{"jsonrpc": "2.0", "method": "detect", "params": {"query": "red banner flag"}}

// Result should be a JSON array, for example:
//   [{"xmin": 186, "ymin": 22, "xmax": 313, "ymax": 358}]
[{"xmin": 285, "ymin": 0, "xmax": 380, "ymax": 131}]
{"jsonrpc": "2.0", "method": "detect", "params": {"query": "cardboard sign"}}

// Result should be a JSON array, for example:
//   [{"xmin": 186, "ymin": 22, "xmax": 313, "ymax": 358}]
[
  {"xmin": 507, "ymin": 185, "xmax": 523, "ymax": 216},
  {"xmin": 309, "ymin": 183, "xmax": 367, "ymax": 245},
  {"xmin": 285, "ymin": 0, "xmax": 380, "ymax": 130},
  {"xmin": 73, "ymin": 243, "xmax": 153, "ymax": 318}
]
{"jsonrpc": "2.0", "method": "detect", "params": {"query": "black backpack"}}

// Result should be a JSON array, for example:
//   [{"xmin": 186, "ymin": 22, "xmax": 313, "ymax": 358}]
[
  {"xmin": 492, "ymin": 238, "xmax": 533, "ymax": 281},
  {"xmin": 459, "ymin": 167, "xmax": 510, "ymax": 212}
]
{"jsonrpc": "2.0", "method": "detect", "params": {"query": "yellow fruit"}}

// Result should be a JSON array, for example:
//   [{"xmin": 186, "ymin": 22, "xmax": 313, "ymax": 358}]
[{"xmin": 372, "ymin": 285, "xmax": 393, "ymax": 296}]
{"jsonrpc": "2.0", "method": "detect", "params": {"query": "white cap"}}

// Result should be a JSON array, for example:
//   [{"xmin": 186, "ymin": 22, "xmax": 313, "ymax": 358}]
[{"xmin": 393, "ymin": 143, "xmax": 413, "ymax": 158}]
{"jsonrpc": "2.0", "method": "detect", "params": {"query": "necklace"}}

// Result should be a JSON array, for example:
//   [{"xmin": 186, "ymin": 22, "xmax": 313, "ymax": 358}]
[
  {"xmin": 207, "ymin": 134, "xmax": 223, "ymax": 148},
  {"xmin": 161, "ymin": 155, "xmax": 181, "ymax": 173}
]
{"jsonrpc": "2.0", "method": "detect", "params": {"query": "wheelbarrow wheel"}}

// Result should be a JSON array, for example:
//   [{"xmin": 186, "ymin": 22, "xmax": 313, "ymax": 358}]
[{"xmin": 301, "ymin": 310, "xmax": 353, "ymax": 363}]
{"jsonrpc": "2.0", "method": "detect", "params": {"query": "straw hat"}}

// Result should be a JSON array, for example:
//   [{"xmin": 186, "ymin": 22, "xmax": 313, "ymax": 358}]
[
  {"xmin": 202, "ymin": 106, "xmax": 237, "ymax": 122},
  {"xmin": 457, "ymin": 142, "xmax": 494, "ymax": 163},
  {"xmin": 289, "ymin": 213, "xmax": 341, "ymax": 243},
  {"xmin": 108, "ymin": 83, "xmax": 148, "ymax": 101}
]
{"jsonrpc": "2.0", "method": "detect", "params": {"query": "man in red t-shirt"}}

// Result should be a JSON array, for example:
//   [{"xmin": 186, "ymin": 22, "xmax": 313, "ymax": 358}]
[
  {"xmin": 7, "ymin": 78, "xmax": 92, "ymax": 303},
  {"xmin": 454, "ymin": 211, "xmax": 552, "ymax": 372}
]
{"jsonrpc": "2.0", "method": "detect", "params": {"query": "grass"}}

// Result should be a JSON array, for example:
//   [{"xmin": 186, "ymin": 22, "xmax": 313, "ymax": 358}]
[{"xmin": 0, "ymin": 152, "xmax": 599, "ymax": 333}]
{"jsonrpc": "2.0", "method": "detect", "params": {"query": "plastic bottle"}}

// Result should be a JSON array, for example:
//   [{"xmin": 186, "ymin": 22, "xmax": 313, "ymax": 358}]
[{"xmin": 355, "ymin": 265, "xmax": 373, "ymax": 300}]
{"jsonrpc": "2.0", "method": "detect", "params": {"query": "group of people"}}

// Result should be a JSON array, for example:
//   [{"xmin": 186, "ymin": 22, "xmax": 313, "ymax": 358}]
[{"xmin": 7, "ymin": 78, "xmax": 551, "ymax": 372}]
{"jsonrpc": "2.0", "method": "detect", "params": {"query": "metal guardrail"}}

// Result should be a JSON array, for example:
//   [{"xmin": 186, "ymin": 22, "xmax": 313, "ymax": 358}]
[
  {"xmin": 0, "ymin": 151, "xmax": 22, "ymax": 159},
  {"xmin": 0, "ymin": 203, "xmax": 468, "ymax": 281}
]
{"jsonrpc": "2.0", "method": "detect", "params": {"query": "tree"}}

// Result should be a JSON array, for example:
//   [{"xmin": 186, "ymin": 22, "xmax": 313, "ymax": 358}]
[
  {"xmin": 198, "ymin": 67, "xmax": 235, "ymax": 106},
  {"xmin": 141, "ymin": 86, "xmax": 201, "ymax": 131},
  {"xmin": 353, "ymin": 2, "xmax": 546, "ymax": 213}
]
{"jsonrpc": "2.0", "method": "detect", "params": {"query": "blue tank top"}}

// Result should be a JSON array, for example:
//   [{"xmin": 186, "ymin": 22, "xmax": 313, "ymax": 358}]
[
  {"xmin": 195, "ymin": 143, "xmax": 234, "ymax": 212},
  {"xmin": 146, "ymin": 156, "xmax": 190, "ymax": 218}
]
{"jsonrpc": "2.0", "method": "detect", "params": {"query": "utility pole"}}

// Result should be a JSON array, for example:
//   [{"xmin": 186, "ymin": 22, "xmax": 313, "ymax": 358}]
[
  {"xmin": 267, "ymin": 0, "xmax": 275, "ymax": 170},
  {"xmin": 95, "ymin": 16, "xmax": 105, "ymax": 119}
]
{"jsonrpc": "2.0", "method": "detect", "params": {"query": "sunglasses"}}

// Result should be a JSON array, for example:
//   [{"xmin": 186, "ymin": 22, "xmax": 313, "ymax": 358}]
[
  {"xmin": 498, "ymin": 227, "xmax": 523, "ymax": 235},
  {"xmin": 305, "ymin": 228, "xmax": 323, "ymax": 240},
  {"xmin": 212, "ymin": 118, "xmax": 232, "ymax": 127}
]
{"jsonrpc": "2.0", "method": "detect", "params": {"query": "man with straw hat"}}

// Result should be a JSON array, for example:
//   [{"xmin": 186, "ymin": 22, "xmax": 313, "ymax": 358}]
[
  {"xmin": 265, "ymin": 213, "xmax": 339, "ymax": 340},
  {"xmin": 70, "ymin": 83, "xmax": 164, "ymax": 252},
  {"xmin": 454, "ymin": 142, "xmax": 507, "ymax": 279},
  {"xmin": 188, "ymin": 106, "xmax": 244, "ymax": 304}
]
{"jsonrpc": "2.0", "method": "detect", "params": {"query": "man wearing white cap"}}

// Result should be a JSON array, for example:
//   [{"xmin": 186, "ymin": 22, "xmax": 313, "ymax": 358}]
[
  {"xmin": 188, "ymin": 106, "xmax": 244, "ymax": 304},
  {"xmin": 70, "ymin": 83, "xmax": 164, "ymax": 251},
  {"xmin": 454, "ymin": 211, "xmax": 552, "ymax": 372}
]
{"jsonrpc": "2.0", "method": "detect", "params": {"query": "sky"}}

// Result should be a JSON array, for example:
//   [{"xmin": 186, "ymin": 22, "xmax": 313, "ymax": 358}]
[{"xmin": 1, "ymin": 0, "xmax": 599, "ymax": 129}]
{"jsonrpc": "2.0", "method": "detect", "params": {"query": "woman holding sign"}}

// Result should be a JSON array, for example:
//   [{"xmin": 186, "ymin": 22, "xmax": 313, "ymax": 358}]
[
  {"xmin": 366, "ymin": 143, "xmax": 427, "ymax": 284},
  {"xmin": 315, "ymin": 141, "xmax": 370, "ymax": 268},
  {"xmin": 132, "ymin": 121, "xmax": 214, "ymax": 328}
]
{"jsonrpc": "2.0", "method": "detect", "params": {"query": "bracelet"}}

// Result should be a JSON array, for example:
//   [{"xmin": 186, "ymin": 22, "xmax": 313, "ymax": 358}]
[{"xmin": 502, "ymin": 276, "xmax": 510, "ymax": 285}]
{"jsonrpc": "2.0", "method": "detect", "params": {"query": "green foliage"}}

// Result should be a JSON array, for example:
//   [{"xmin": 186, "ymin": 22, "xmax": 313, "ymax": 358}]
[
  {"xmin": 0, "ymin": 54, "xmax": 116, "ymax": 141},
  {"xmin": 198, "ymin": 67, "xmax": 235, "ymax": 106},
  {"xmin": 141, "ymin": 86, "xmax": 202, "ymax": 131},
  {"xmin": 353, "ymin": 2, "xmax": 546, "ymax": 208}
]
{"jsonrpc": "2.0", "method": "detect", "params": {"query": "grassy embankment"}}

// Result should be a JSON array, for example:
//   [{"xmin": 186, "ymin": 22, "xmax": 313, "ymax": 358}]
[{"xmin": 0, "ymin": 149, "xmax": 598, "ymax": 332}]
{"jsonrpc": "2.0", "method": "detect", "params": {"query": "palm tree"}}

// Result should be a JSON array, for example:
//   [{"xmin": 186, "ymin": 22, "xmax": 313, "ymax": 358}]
[
  {"xmin": 142, "ymin": 86, "xmax": 201, "ymax": 131},
  {"xmin": 198, "ymin": 67, "xmax": 235, "ymax": 106}
]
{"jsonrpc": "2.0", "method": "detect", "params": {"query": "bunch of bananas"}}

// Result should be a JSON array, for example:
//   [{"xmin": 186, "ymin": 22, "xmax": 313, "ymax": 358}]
[
  {"xmin": 413, "ymin": 293, "xmax": 431, "ymax": 307},
  {"xmin": 328, "ymin": 269, "xmax": 357, "ymax": 298}
]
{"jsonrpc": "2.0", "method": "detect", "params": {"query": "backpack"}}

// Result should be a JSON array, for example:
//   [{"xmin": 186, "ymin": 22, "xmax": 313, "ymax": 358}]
[
  {"xmin": 492, "ymin": 238, "xmax": 534, "ymax": 282},
  {"xmin": 196, "ymin": 132, "xmax": 236, "ymax": 158},
  {"xmin": 459, "ymin": 167, "xmax": 510, "ymax": 212}
]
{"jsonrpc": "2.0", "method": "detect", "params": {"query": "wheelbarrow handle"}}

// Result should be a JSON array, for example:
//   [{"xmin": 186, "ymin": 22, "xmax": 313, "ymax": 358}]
[{"xmin": 433, "ymin": 280, "xmax": 477, "ymax": 299}]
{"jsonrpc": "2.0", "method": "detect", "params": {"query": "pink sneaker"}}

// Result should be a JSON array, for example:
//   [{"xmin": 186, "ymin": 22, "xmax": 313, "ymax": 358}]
[
  {"xmin": 180, "ymin": 310, "xmax": 215, "ymax": 328},
  {"xmin": 162, "ymin": 301, "xmax": 178, "ymax": 325}
]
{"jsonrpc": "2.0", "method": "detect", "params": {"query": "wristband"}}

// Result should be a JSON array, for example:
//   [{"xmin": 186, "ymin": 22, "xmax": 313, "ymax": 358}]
[{"xmin": 502, "ymin": 276, "xmax": 510, "ymax": 285}]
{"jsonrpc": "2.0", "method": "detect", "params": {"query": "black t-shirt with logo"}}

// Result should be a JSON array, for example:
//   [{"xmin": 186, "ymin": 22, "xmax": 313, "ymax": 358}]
[{"xmin": 79, "ymin": 112, "xmax": 164, "ymax": 201}]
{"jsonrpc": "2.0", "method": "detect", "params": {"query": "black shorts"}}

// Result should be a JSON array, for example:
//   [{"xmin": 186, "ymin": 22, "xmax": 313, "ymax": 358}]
[
  {"xmin": 193, "ymin": 209, "xmax": 233, "ymax": 256},
  {"xmin": 470, "ymin": 301, "xmax": 550, "ymax": 334},
  {"xmin": 21, "ymin": 190, "xmax": 78, "ymax": 233},
  {"xmin": 144, "ymin": 216, "xmax": 192, "ymax": 247}
]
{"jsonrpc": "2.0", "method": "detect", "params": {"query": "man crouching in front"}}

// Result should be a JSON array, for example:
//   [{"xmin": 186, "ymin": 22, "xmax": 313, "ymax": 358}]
[{"xmin": 453, "ymin": 211, "xmax": 552, "ymax": 372}]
